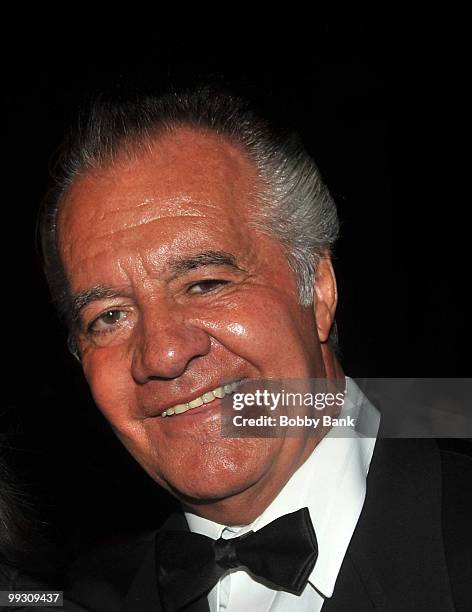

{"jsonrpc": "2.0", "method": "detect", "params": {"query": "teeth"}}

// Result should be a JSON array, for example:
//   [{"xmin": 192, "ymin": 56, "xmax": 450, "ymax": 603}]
[
  {"xmin": 188, "ymin": 396, "xmax": 204, "ymax": 409},
  {"xmin": 174, "ymin": 404, "xmax": 190, "ymax": 415},
  {"xmin": 161, "ymin": 381, "xmax": 240, "ymax": 417}
]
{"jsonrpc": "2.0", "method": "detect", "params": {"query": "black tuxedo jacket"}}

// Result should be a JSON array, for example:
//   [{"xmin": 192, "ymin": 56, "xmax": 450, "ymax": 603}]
[{"xmin": 67, "ymin": 440, "xmax": 472, "ymax": 611}]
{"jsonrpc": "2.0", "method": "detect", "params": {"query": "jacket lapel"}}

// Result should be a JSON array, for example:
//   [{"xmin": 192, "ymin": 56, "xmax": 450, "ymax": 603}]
[
  {"xmin": 123, "ymin": 542, "xmax": 161, "ymax": 612},
  {"xmin": 124, "ymin": 512, "xmax": 210, "ymax": 612},
  {"xmin": 324, "ymin": 439, "xmax": 455, "ymax": 611}
]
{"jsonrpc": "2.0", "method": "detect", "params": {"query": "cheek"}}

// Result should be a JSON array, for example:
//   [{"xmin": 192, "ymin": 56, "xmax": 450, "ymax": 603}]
[
  {"xmin": 202, "ymin": 290, "xmax": 319, "ymax": 376},
  {"xmin": 82, "ymin": 349, "xmax": 134, "ymax": 428}
]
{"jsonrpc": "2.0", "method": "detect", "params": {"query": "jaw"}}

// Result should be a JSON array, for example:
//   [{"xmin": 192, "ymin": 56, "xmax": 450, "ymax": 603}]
[{"xmin": 168, "ymin": 435, "xmax": 322, "ymax": 525}]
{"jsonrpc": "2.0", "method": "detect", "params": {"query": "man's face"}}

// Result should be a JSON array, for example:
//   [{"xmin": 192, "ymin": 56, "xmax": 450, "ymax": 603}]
[{"xmin": 58, "ymin": 129, "xmax": 337, "ymax": 517}]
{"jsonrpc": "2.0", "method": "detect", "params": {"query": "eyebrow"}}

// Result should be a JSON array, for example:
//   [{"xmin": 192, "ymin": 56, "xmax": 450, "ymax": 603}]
[
  {"xmin": 167, "ymin": 250, "xmax": 243, "ymax": 275},
  {"xmin": 70, "ymin": 250, "xmax": 244, "ymax": 325}
]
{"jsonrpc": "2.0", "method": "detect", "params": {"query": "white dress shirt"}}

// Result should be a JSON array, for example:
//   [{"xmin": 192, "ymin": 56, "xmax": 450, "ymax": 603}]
[{"xmin": 185, "ymin": 377, "xmax": 380, "ymax": 611}]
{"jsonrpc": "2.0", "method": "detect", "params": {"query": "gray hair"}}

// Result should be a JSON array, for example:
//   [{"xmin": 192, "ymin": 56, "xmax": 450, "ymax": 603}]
[{"xmin": 39, "ymin": 87, "xmax": 340, "ymax": 352}]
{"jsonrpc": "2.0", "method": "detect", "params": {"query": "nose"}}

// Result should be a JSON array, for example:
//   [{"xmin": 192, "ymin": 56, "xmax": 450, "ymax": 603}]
[{"xmin": 131, "ymin": 304, "xmax": 211, "ymax": 383}]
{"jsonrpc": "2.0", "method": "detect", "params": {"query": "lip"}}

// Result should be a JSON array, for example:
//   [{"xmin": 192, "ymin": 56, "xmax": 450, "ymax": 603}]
[{"xmin": 141, "ymin": 379, "xmax": 242, "ymax": 419}]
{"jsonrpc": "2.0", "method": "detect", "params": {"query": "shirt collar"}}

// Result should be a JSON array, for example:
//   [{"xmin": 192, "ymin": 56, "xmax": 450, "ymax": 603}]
[{"xmin": 185, "ymin": 376, "xmax": 380, "ymax": 599}]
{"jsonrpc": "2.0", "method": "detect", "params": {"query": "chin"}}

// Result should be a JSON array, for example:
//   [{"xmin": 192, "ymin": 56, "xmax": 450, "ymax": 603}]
[
  {"xmin": 158, "ymin": 456, "xmax": 271, "ymax": 506},
  {"xmin": 169, "ymin": 481, "xmax": 249, "ymax": 505},
  {"xmin": 136, "ymin": 437, "xmax": 281, "ymax": 506}
]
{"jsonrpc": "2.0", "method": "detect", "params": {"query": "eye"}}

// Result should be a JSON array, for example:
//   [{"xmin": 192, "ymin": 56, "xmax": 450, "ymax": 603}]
[
  {"xmin": 188, "ymin": 279, "xmax": 229, "ymax": 294},
  {"xmin": 88, "ymin": 309, "xmax": 128, "ymax": 334}
]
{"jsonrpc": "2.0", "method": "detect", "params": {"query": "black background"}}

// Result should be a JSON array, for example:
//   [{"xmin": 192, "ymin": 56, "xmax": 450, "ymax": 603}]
[{"xmin": 3, "ymin": 20, "xmax": 469, "ymax": 564}]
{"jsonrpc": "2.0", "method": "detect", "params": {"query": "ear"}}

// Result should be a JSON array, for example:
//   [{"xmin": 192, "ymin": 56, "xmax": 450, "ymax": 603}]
[{"xmin": 313, "ymin": 257, "xmax": 338, "ymax": 343}]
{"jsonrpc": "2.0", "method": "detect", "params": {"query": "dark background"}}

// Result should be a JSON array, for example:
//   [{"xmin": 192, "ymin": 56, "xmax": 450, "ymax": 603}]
[{"xmin": 3, "ymin": 20, "xmax": 469, "ymax": 567}]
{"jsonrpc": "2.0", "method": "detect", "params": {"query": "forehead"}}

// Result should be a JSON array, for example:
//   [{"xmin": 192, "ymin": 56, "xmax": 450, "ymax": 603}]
[{"xmin": 58, "ymin": 129, "xmax": 262, "ymax": 283}]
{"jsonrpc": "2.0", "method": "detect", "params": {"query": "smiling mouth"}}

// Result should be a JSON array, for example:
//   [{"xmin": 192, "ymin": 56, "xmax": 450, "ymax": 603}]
[{"xmin": 161, "ymin": 381, "xmax": 241, "ymax": 417}]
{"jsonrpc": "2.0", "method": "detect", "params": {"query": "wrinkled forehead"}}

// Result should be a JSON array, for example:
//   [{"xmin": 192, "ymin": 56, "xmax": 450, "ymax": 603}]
[{"xmin": 57, "ymin": 128, "xmax": 263, "ymax": 268}]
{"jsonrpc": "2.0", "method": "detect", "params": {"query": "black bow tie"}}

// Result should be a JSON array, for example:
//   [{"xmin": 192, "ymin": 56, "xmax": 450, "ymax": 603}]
[{"xmin": 155, "ymin": 507, "xmax": 318, "ymax": 611}]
